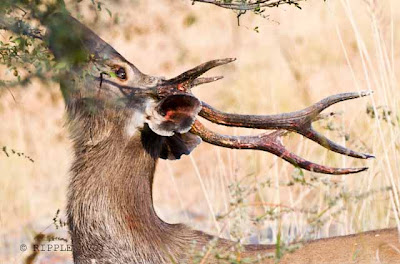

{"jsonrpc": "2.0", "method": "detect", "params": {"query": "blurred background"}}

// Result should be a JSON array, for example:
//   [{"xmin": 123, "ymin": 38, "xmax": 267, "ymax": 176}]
[{"xmin": 1, "ymin": 0, "xmax": 399, "ymax": 263}]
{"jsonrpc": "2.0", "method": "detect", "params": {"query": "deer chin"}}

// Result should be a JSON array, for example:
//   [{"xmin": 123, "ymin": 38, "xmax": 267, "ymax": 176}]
[{"xmin": 125, "ymin": 110, "xmax": 146, "ymax": 137}]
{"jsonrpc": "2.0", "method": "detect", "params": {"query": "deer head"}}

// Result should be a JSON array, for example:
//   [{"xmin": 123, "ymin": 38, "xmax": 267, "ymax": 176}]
[
  {"xmin": 46, "ymin": 12, "xmax": 373, "ymax": 172},
  {"xmin": 46, "ymin": 13, "xmax": 205, "ymax": 160}
]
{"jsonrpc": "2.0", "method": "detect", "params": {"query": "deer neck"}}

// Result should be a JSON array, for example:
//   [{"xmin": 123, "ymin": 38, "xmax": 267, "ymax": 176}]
[
  {"xmin": 65, "ymin": 105, "xmax": 271, "ymax": 263},
  {"xmin": 66, "ymin": 107, "xmax": 183, "ymax": 262}
]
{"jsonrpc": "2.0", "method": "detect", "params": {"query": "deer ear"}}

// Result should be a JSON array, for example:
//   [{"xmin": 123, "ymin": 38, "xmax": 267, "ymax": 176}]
[
  {"xmin": 146, "ymin": 94, "xmax": 201, "ymax": 136},
  {"xmin": 160, "ymin": 132, "xmax": 202, "ymax": 160}
]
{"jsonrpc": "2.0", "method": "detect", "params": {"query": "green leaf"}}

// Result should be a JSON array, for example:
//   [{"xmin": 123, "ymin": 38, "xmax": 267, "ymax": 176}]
[
  {"xmin": 54, "ymin": 61, "xmax": 68, "ymax": 70},
  {"xmin": 109, "ymin": 71, "xmax": 117, "ymax": 78}
]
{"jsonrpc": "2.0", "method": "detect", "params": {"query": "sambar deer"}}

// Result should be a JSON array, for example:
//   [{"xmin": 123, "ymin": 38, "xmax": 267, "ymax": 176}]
[{"xmin": 43, "ymin": 12, "xmax": 399, "ymax": 264}]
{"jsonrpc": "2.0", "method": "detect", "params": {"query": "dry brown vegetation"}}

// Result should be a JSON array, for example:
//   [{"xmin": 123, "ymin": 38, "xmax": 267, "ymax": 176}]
[{"xmin": 1, "ymin": 0, "xmax": 399, "ymax": 263}]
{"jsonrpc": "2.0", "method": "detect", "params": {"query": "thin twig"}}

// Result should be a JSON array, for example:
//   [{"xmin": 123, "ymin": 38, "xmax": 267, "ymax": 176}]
[{"xmin": 6, "ymin": 87, "xmax": 17, "ymax": 103}]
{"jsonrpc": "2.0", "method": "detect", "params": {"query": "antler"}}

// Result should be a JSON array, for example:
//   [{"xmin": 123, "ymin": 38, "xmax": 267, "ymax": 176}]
[
  {"xmin": 198, "ymin": 92, "xmax": 374, "ymax": 160},
  {"xmin": 156, "ymin": 58, "xmax": 373, "ymax": 175},
  {"xmin": 191, "ymin": 122, "xmax": 368, "ymax": 175}
]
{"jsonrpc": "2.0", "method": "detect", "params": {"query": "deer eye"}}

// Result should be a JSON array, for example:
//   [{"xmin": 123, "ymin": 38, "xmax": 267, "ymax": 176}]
[{"xmin": 115, "ymin": 67, "xmax": 127, "ymax": 80}]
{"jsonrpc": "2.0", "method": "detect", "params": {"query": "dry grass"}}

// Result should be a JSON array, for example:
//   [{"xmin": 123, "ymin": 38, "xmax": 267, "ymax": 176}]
[{"xmin": 0, "ymin": 0, "xmax": 399, "ymax": 263}]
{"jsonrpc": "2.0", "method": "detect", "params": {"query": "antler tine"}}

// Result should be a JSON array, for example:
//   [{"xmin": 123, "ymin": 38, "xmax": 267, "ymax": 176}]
[
  {"xmin": 191, "ymin": 121, "xmax": 368, "ymax": 175},
  {"xmin": 198, "ymin": 91, "xmax": 374, "ymax": 159},
  {"xmin": 192, "ymin": 76, "xmax": 224, "ymax": 87},
  {"xmin": 164, "ymin": 58, "xmax": 236, "ymax": 85},
  {"xmin": 296, "ymin": 128, "xmax": 374, "ymax": 159}
]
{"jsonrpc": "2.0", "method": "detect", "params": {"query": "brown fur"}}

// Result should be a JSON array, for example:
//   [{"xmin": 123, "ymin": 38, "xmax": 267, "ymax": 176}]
[{"xmin": 66, "ymin": 104, "xmax": 230, "ymax": 263}]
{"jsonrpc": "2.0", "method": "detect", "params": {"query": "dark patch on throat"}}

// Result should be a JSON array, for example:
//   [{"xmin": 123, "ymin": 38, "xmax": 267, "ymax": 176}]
[{"xmin": 140, "ymin": 125, "xmax": 165, "ymax": 159}]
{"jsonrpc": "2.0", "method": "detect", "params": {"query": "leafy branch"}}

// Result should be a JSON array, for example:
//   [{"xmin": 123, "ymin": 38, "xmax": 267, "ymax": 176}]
[
  {"xmin": 192, "ymin": 0, "xmax": 308, "ymax": 24},
  {"xmin": 0, "ymin": 16, "xmax": 43, "ymax": 40},
  {"xmin": 192, "ymin": 0, "xmax": 305, "ymax": 10}
]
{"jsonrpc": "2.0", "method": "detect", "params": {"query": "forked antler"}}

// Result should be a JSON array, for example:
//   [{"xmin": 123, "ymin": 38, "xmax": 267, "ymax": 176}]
[{"xmin": 156, "ymin": 58, "xmax": 373, "ymax": 175}]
